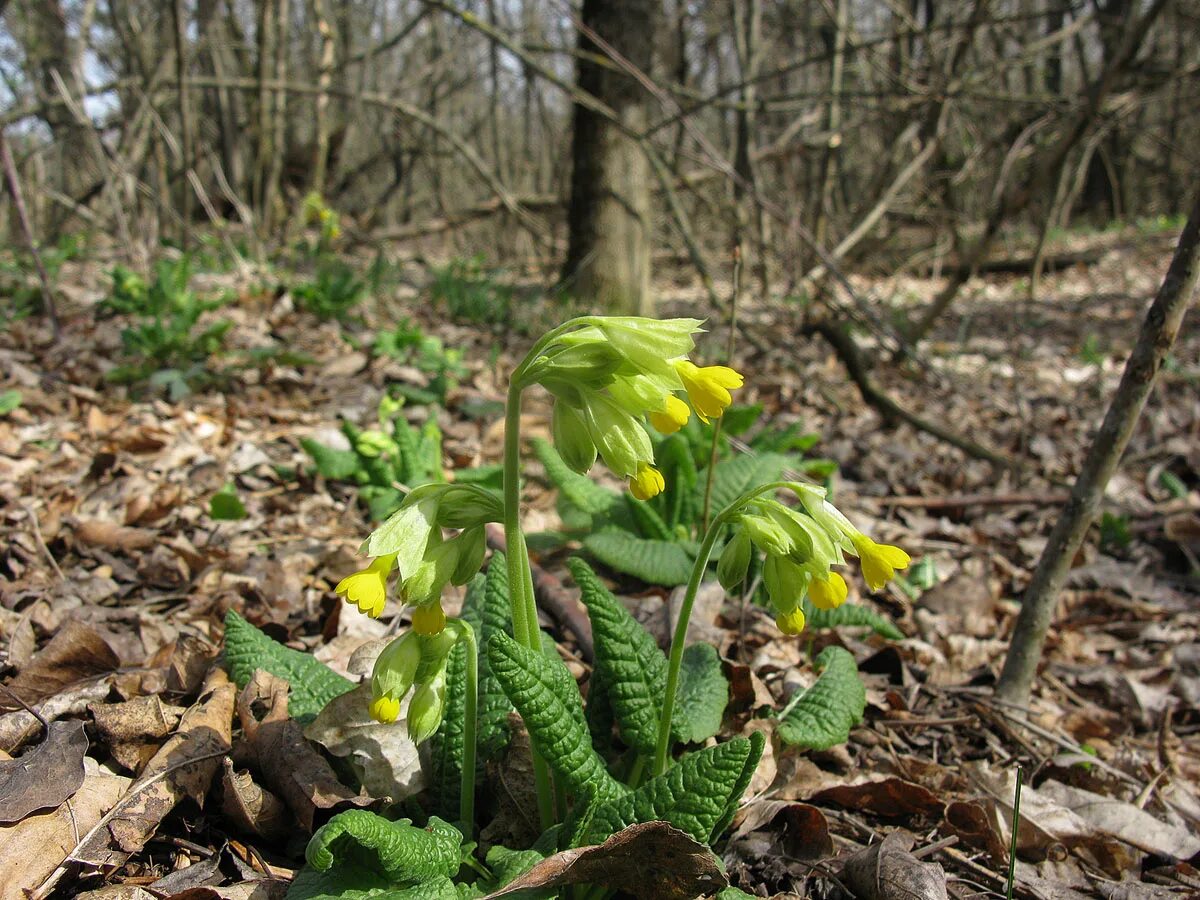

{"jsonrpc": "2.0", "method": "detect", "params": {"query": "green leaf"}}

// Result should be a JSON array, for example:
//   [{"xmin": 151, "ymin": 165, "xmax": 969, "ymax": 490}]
[
  {"xmin": 720, "ymin": 404, "xmax": 762, "ymax": 437},
  {"xmin": 0, "ymin": 390, "xmax": 22, "ymax": 415},
  {"xmin": 431, "ymin": 559, "xmax": 515, "ymax": 819},
  {"xmin": 209, "ymin": 486, "xmax": 247, "ymax": 521},
  {"xmin": 776, "ymin": 646, "xmax": 866, "ymax": 750},
  {"xmin": 287, "ymin": 865, "xmax": 464, "ymax": 900},
  {"xmin": 487, "ymin": 631, "xmax": 626, "ymax": 804},
  {"xmin": 222, "ymin": 610, "xmax": 354, "ymax": 721},
  {"xmin": 673, "ymin": 644, "xmax": 728, "ymax": 744},
  {"xmin": 699, "ymin": 453, "xmax": 790, "ymax": 516},
  {"xmin": 483, "ymin": 845, "xmax": 546, "ymax": 892},
  {"xmin": 306, "ymin": 811, "xmax": 463, "ymax": 882},
  {"xmin": 476, "ymin": 555, "xmax": 516, "ymax": 758},
  {"xmin": 583, "ymin": 531, "xmax": 696, "ymax": 586},
  {"xmin": 533, "ymin": 438, "xmax": 619, "ymax": 516},
  {"xmin": 577, "ymin": 732, "xmax": 764, "ymax": 847},
  {"xmin": 654, "ymin": 434, "xmax": 699, "ymax": 531},
  {"xmin": 571, "ymin": 558, "xmax": 666, "ymax": 757},
  {"xmin": 624, "ymin": 495, "xmax": 673, "ymax": 541},
  {"xmin": 803, "ymin": 600, "xmax": 903, "ymax": 640},
  {"xmin": 301, "ymin": 437, "xmax": 363, "ymax": 481}
]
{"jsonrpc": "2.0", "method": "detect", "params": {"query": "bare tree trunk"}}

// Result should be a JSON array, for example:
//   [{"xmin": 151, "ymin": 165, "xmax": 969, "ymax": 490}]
[
  {"xmin": 310, "ymin": 0, "xmax": 335, "ymax": 197},
  {"xmin": 732, "ymin": 0, "xmax": 770, "ymax": 296},
  {"xmin": 813, "ymin": 0, "xmax": 846, "ymax": 255},
  {"xmin": 995, "ymin": 189, "xmax": 1200, "ymax": 708},
  {"xmin": 253, "ymin": 0, "xmax": 276, "ymax": 220},
  {"xmin": 264, "ymin": 0, "xmax": 291, "ymax": 233},
  {"xmin": 170, "ymin": 0, "xmax": 194, "ymax": 251},
  {"xmin": 561, "ymin": 0, "xmax": 656, "ymax": 314}
]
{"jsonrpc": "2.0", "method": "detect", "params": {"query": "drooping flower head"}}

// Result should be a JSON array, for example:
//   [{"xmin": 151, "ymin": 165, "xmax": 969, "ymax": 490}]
[
  {"xmin": 531, "ymin": 317, "xmax": 745, "ymax": 502},
  {"xmin": 719, "ymin": 484, "xmax": 909, "ymax": 637},
  {"xmin": 335, "ymin": 554, "xmax": 397, "ymax": 618}
]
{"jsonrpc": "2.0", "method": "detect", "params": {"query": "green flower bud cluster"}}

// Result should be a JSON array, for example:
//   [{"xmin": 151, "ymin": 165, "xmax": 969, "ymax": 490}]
[
  {"xmin": 520, "ymin": 317, "xmax": 745, "ymax": 502},
  {"xmin": 717, "ymin": 485, "xmax": 891, "ymax": 636},
  {"xmin": 369, "ymin": 625, "xmax": 460, "ymax": 741}
]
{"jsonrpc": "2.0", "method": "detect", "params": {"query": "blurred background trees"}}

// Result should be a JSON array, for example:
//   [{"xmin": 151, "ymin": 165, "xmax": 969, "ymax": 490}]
[{"xmin": 1, "ymin": 0, "xmax": 1196, "ymax": 313}]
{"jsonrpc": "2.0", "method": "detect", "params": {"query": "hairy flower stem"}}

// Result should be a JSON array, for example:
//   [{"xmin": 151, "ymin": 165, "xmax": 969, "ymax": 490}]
[
  {"xmin": 452, "ymin": 618, "xmax": 479, "ymax": 835},
  {"xmin": 654, "ymin": 479, "xmax": 800, "ymax": 775}
]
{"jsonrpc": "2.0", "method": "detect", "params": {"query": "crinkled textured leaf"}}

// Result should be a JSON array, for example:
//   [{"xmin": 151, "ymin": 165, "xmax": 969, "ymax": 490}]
[
  {"xmin": 571, "ymin": 558, "xmax": 666, "ymax": 756},
  {"xmin": 477, "ymin": 555, "xmax": 516, "ymax": 757},
  {"xmin": 306, "ymin": 810, "xmax": 462, "ymax": 882},
  {"xmin": 803, "ymin": 600, "xmax": 904, "ymax": 640},
  {"xmin": 673, "ymin": 644, "xmax": 728, "ymax": 744},
  {"xmin": 223, "ymin": 610, "xmax": 354, "ymax": 721},
  {"xmin": 301, "ymin": 437, "xmax": 363, "ymax": 481},
  {"xmin": 698, "ymin": 453, "xmax": 790, "ymax": 517},
  {"xmin": 534, "ymin": 438, "xmax": 619, "ymax": 515},
  {"xmin": 431, "ymin": 561, "xmax": 514, "ymax": 819},
  {"xmin": 287, "ymin": 866, "xmax": 469, "ymax": 900},
  {"xmin": 585, "ymin": 665, "xmax": 615, "ymax": 753},
  {"xmin": 777, "ymin": 646, "xmax": 866, "ymax": 750},
  {"xmin": 583, "ymin": 531, "xmax": 696, "ymax": 586},
  {"xmin": 487, "ymin": 632, "xmax": 626, "ymax": 804},
  {"xmin": 484, "ymin": 845, "xmax": 546, "ymax": 891},
  {"xmin": 577, "ymin": 733, "xmax": 764, "ymax": 847}
]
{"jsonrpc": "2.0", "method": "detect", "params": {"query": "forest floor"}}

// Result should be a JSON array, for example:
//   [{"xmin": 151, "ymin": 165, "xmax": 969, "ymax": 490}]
[{"xmin": 1, "ymin": 229, "xmax": 1198, "ymax": 899}]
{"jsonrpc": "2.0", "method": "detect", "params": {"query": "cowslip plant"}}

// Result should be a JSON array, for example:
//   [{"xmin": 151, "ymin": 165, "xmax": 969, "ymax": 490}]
[{"xmin": 266, "ymin": 316, "xmax": 909, "ymax": 898}]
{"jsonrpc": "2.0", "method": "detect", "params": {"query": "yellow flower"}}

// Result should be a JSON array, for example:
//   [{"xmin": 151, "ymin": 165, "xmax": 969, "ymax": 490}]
[
  {"xmin": 370, "ymin": 695, "xmax": 401, "ymax": 724},
  {"xmin": 809, "ymin": 572, "xmax": 848, "ymax": 610},
  {"xmin": 775, "ymin": 607, "xmax": 807, "ymax": 636},
  {"xmin": 335, "ymin": 554, "xmax": 397, "ymax": 618},
  {"xmin": 854, "ymin": 537, "xmax": 911, "ymax": 590},
  {"xmin": 411, "ymin": 602, "xmax": 447, "ymax": 636},
  {"xmin": 648, "ymin": 395, "xmax": 691, "ymax": 435},
  {"xmin": 628, "ymin": 463, "xmax": 666, "ymax": 501},
  {"xmin": 674, "ymin": 361, "xmax": 744, "ymax": 422}
]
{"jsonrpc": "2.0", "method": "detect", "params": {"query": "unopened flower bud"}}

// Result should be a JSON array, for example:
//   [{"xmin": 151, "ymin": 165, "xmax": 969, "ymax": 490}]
[
  {"xmin": 450, "ymin": 526, "xmax": 487, "ymax": 586},
  {"xmin": 763, "ymin": 553, "xmax": 809, "ymax": 616},
  {"xmin": 371, "ymin": 632, "xmax": 421, "ymax": 710},
  {"xmin": 717, "ymin": 528, "xmax": 753, "ymax": 592},
  {"xmin": 552, "ymin": 402, "xmax": 598, "ymax": 474},
  {"xmin": 407, "ymin": 671, "xmax": 447, "ymax": 745}
]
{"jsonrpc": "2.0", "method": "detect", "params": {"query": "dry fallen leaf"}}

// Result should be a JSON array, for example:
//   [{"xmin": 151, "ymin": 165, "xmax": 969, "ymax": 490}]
[
  {"xmin": 842, "ymin": 831, "xmax": 949, "ymax": 900},
  {"xmin": 0, "ymin": 763, "xmax": 130, "ymax": 900},
  {"xmin": 0, "ymin": 620, "xmax": 120, "ymax": 712},
  {"xmin": 72, "ymin": 519, "xmax": 158, "ymax": 552},
  {"xmin": 90, "ymin": 695, "xmax": 186, "ymax": 772},
  {"xmin": 0, "ymin": 719, "xmax": 88, "ymax": 823},
  {"xmin": 74, "ymin": 668, "xmax": 235, "ymax": 866},
  {"xmin": 304, "ymin": 683, "xmax": 426, "ymax": 802},
  {"xmin": 237, "ymin": 670, "xmax": 374, "ymax": 831},
  {"xmin": 483, "ymin": 821, "xmax": 727, "ymax": 900}
]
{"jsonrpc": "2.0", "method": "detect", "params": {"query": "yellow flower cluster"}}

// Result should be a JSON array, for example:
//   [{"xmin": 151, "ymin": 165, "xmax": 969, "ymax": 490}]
[
  {"xmin": 718, "ymin": 485, "xmax": 909, "ymax": 637},
  {"xmin": 536, "ymin": 317, "xmax": 744, "ymax": 501}
]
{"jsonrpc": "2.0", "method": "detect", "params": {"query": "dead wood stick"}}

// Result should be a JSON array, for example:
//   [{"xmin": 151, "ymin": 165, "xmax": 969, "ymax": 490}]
[
  {"xmin": 995, "ymin": 190, "xmax": 1200, "ymax": 707},
  {"xmin": 0, "ymin": 129, "xmax": 60, "ymax": 338},
  {"xmin": 485, "ymin": 523, "xmax": 594, "ymax": 662},
  {"xmin": 812, "ymin": 320, "xmax": 1022, "ymax": 471}
]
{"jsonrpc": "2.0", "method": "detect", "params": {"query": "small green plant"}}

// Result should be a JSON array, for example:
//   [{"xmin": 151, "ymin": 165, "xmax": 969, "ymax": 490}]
[
  {"xmin": 372, "ymin": 318, "xmax": 468, "ymax": 405},
  {"xmin": 1078, "ymin": 334, "xmax": 1107, "ymax": 367},
  {"xmin": 430, "ymin": 255, "xmax": 512, "ymax": 325},
  {"xmin": 300, "ymin": 393, "xmax": 447, "ymax": 521},
  {"xmin": 101, "ymin": 257, "xmax": 232, "ymax": 399},
  {"xmin": 292, "ymin": 259, "xmax": 365, "ymax": 321},
  {"xmin": 226, "ymin": 316, "xmax": 910, "ymax": 898},
  {"xmin": 0, "ymin": 390, "xmax": 21, "ymax": 416},
  {"xmin": 1099, "ymin": 511, "xmax": 1132, "ymax": 553}
]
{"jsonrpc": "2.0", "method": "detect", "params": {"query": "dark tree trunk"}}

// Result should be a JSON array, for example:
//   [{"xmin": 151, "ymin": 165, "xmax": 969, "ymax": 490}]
[{"xmin": 561, "ymin": 0, "xmax": 657, "ymax": 314}]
